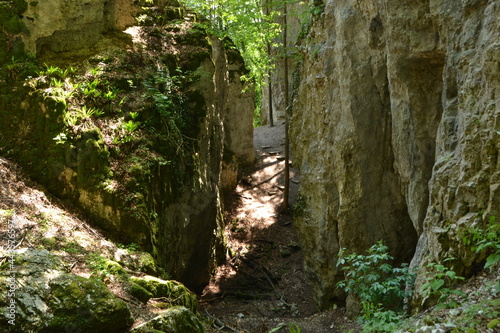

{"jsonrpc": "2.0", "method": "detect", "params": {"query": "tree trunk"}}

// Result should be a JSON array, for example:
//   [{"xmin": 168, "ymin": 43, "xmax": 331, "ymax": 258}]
[
  {"xmin": 266, "ymin": 0, "xmax": 274, "ymax": 127},
  {"xmin": 282, "ymin": 1, "xmax": 290, "ymax": 212}
]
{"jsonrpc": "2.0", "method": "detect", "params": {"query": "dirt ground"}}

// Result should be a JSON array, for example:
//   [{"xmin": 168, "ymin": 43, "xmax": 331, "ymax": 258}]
[
  {"xmin": 200, "ymin": 123, "xmax": 361, "ymax": 333},
  {"xmin": 0, "ymin": 123, "xmax": 361, "ymax": 332}
]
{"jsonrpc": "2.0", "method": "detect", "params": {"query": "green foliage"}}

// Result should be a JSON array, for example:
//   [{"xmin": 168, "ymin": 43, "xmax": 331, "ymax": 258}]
[
  {"xmin": 143, "ymin": 70, "xmax": 192, "ymax": 154},
  {"xmin": 117, "ymin": 242, "xmax": 140, "ymax": 253},
  {"xmin": 63, "ymin": 106, "xmax": 102, "ymax": 126},
  {"xmin": 37, "ymin": 64, "xmax": 76, "ymax": 79},
  {"xmin": 123, "ymin": 120, "xmax": 140, "ymax": 132},
  {"xmin": 337, "ymin": 241, "xmax": 414, "ymax": 310},
  {"xmin": 337, "ymin": 241, "xmax": 414, "ymax": 332},
  {"xmin": 293, "ymin": 194, "xmax": 307, "ymax": 218},
  {"xmin": 462, "ymin": 216, "xmax": 500, "ymax": 270},
  {"xmin": 85, "ymin": 253, "xmax": 128, "ymax": 281},
  {"xmin": 179, "ymin": 0, "xmax": 281, "ymax": 86},
  {"xmin": 420, "ymin": 258, "xmax": 466, "ymax": 309},
  {"xmin": 360, "ymin": 308, "xmax": 405, "ymax": 333},
  {"xmin": 288, "ymin": 322, "xmax": 301, "ymax": 333}
]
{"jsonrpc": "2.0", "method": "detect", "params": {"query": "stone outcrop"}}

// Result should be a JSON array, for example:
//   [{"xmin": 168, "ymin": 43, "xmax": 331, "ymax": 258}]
[
  {"xmin": 291, "ymin": 0, "xmax": 499, "ymax": 309},
  {"xmin": 0, "ymin": 0, "xmax": 254, "ymax": 293},
  {"xmin": 0, "ymin": 249, "xmax": 134, "ymax": 332},
  {"xmin": 147, "ymin": 35, "xmax": 254, "ymax": 290},
  {"xmin": 20, "ymin": 0, "xmax": 136, "ymax": 56}
]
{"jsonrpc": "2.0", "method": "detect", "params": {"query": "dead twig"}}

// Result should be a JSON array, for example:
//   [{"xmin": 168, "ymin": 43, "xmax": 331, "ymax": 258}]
[
  {"xmin": 116, "ymin": 294, "xmax": 139, "ymax": 305},
  {"xmin": 13, "ymin": 227, "xmax": 32, "ymax": 250},
  {"xmin": 204, "ymin": 309, "xmax": 239, "ymax": 332}
]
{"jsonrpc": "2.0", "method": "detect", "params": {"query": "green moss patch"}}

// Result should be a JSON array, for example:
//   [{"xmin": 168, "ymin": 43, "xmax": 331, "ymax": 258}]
[
  {"xmin": 131, "ymin": 306, "xmax": 205, "ymax": 333},
  {"xmin": 46, "ymin": 275, "xmax": 133, "ymax": 333},
  {"xmin": 0, "ymin": 249, "xmax": 133, "ymax": 333},
  {"xmin": 130, "ymin": 276, "xmax": 198, "ymax": 312}
]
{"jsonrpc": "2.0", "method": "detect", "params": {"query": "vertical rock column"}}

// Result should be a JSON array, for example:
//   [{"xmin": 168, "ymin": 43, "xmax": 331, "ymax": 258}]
[
  {"xmin": 291, "ymin": 0, "xmax": 417, "ymax": 308},
  {"xmin": 382, "ymin": 1, "xmax": 445, "ymax": 236},
  {"xmin": 411, "ymin": 0, "xmax": 500, "ymax": 307}
]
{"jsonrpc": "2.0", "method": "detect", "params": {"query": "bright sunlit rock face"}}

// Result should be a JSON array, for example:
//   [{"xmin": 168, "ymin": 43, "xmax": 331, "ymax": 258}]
[
  {"xmin": 291, "ymin": 0, "xmax": 500, "ymax": 309},
  {"xmin": 2, "ymin": 0, "xmax": 254, "ymax": 298},
  {"xmin": 21, "ymin": 0, "xmax": 135, "ymax": 56}
]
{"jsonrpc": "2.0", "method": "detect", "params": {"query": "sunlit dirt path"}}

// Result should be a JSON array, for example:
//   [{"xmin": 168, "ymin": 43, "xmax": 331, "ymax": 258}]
[{"xmin": 200, "ymin": 123, "xmax": 360, "ymax": 333}]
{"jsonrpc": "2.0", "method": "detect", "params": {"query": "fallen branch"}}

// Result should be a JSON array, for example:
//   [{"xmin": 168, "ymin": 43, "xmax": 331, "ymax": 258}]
[
  {"xmin": 13, "ymin": 226, "xmax": 32, "ymax": 250},
  {"xmin": 204, "ymin": 309, "xmax": 239, "ymax": 332},
  {"xmin": 116, "ymin": 294, "xmax": 139, "ymax": 305}
]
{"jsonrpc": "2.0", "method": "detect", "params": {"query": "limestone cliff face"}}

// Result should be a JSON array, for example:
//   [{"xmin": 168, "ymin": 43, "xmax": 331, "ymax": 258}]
[
  {"xmin": 20, "ymin": 0, "xmax": 136, "ymax": 56},
  {"xmin": 151, "ymin": 37, "xmax": 255, "ymax": 289},
  {"xmin": 291, "ymin": 0, "xmax": 499, "ymax": 308},
  {"xmin": 0, "ymin": 0, "xmax": 254, "ymax": 292}
]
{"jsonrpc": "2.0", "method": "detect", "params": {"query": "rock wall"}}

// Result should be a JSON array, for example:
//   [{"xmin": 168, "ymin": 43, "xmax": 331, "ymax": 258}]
[
  {"xmin": 20, "ymin": 0, "xmax": 136, "ymax": 56},
  {"xmin": 151, "ymin": 37, "xmax": 254, "ymax": 290},
  {"xmin": 291, "ymin": 0, "xmax": 499, "ymax": 309},
  {"xmin": 0, "ymin": 0, "xmax": 254, "ymax": 292}
]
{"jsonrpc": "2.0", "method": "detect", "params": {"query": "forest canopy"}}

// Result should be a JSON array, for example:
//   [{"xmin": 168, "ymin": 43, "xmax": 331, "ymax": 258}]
[{"xmin": 179, "ymin": 0, "xmax": 282, "ymax": 87}]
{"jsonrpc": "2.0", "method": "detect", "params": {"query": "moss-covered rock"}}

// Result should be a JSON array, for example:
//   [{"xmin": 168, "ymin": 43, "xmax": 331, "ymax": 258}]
[
  {"xmin": 0, "ymin": 0, "xmax": 253, "ymax": 298},
  {"xmin": 130, "ymin": 276, "xmax": 198, "ymax": 312},
  {"xmin": 76, "ymin": 127, "xmax": 110, "ymax": 188},
  {"xmin": 130, "ymin": 306, "xmax": 205, "ymax": 333},
  {"xmin": 115, "ymin": 249, "xmax": 161, "ymax": 276},
  {"xmin": 45, "ymin": 275, "xmax": 133, "ymax": 333},
  {"xmin": 129, "ymin": 282, "xmax": 154, "ymax": 302},
  {"xmin": 0, "ymin": 249, "xmax": 133, "ymax": 333}
]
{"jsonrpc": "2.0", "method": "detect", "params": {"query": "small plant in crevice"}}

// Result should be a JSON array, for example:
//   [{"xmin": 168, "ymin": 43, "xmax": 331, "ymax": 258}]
[
  {"xmin": 336, "ymin": 241, "xmax": 415, "ymax": 332},
  {"xmin": 123, "ymin": 120, "xmax": 140, "ymax": 133},
  {"xmin": 85, "ymin": 253, "xmax": 128, "ymax": 282},
  {"xmin": 293, "ymin": 194, "xmax": 307, "ymax": 218},
  {"xmin": 420, "ymin": 257, "xmax": 466, "ymax": 309},
  {"xmin": 462, "ymin": 216, "xmax": 500, "ymax": 271},
  {"xmin": 142, "ymin": 69, "xmax": 197, "ymax": 161},
  {"xmin": 117, "ymin": 242, "xmax": 140, "ymax": 254}
]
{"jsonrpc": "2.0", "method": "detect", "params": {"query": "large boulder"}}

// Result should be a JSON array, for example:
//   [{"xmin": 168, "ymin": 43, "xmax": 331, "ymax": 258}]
[
  {"xmin": 129, "ymin": 275, "xmax": 198, "ymax": 312},
  {"xmin": 0, "ymin": 249, "xmax": 133, "ymax": 332}
]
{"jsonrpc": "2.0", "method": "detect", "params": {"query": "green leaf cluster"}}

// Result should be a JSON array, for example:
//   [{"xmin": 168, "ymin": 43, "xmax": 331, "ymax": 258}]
[
  {"xmin": 420, "ymin": 258, "xmax": 466, "ymax": 309},
  {"xmin": 179, "ymin": 0, "xmax": 282, "ymax": 86},
  {"xmin": 336, "ymin": 241, "xmax": 415, "ymax": 332},
  {"xmin": 464, "ymin": 216, "xmax": 500, "ymax": 270}
]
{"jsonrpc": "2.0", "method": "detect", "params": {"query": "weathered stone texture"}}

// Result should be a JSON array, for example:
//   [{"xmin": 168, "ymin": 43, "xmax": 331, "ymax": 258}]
[
  {"xmin": 21, "ymin": 0, "xmax": 136, "ymax": 55},
  {"xmin": 0, "ymin": 249, "xmax": 134, "ymax": 332},
  {"xmin": 291, "ymin": 0, "xmax": 499, "ymax": 308},
  {"xmin": 153, "ymin": 38, "xmax": 254, "ymax": 290},
  {"xmin": 4, "ymin": 0, "xmax": 254, "ymax": 293}
]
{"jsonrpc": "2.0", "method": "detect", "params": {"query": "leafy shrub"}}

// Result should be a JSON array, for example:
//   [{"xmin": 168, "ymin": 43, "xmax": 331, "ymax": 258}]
[
  {"xmin": 465, "ymin": 216, "xmax": 500, "ymax": 270},
  {"xmin": 337, "ymin": 241, "xmax": 414, "ymax": 332},
  {"xmin": 420, "ymin": 258, "xmax": 466, "ymax": 309}
]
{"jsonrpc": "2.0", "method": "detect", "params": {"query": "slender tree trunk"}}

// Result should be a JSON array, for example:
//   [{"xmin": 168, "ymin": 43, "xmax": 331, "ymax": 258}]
[
  {"xmin": 266, "ymin": 0, "xmax": 274, "ymax": 127},
  {"xmin": 282, "ymin": 0, "xmax": 290, "ymax": 212},
  {"xmin": 267, "ymin": 49, "xmax": 274, "ymax": 127}
]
